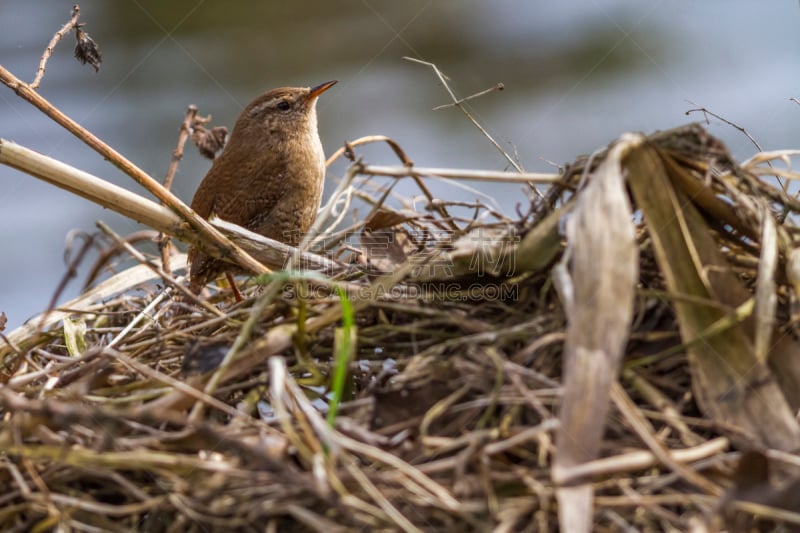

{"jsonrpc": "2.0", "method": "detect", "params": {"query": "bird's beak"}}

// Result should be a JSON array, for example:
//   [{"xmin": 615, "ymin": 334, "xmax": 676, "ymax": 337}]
[{"xmin": 308, "ymin": 80, "xmax": 337, "ymax": 100}]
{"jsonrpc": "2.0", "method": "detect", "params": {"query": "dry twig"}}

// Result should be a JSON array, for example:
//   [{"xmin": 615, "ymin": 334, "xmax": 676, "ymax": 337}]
[{"xmin": 30, "ymin": 4, "xmax": 82, "ymax": 89}]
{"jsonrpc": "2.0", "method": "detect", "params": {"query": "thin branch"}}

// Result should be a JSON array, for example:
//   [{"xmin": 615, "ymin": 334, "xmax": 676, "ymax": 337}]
[
  {"xmin": 83, "ymin": 230, "xmax": 159, "ymax": 289},
  {"xmin": 158, "ymin": 236, "xmax": 173, "ymax": 277},
  {"xmin": 30, "ymin": 4, "xmax": 81, "ymax": 89},
  {"xmin": 358, "ymin": 164, "xmax": 560, "ymax": 184},
  {"xmin": 685, "ymin": 100, "xmax": 785, "ymax": 200},
  {"xmin": 326, "ymin": 135, "xmax": 413, "ymax": 168},
  {"xmin": 164, "ymin": 105, "xmax": 197, "ymax": 192},
  {"xmin": 159, "ymin": 105, "xmax": 199, "ymax": 275},
  {"xmin": 38, "ymin": 231, "xmax": 94, "ymax": 331},
  {"xmin": 685, "ymin": 101, "xmax": 763, "ymax": 152},
  {"xmin": 432, "ymin": 82, "xmax": 504, "ymax": 111},
  {"xmin": 96, "ymin": 221, "xmax": 223, "ymax": 317},
  {"xmin": 403, "ymin": 58, "xmax": 532, "ymax": 179}
]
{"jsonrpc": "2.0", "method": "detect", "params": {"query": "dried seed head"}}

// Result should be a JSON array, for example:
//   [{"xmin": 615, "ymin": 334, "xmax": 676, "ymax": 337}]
[
  {"xmin": 74, "ymin": 24, "xmax": 102, "ymax": 72},
  {"xmin": 191, "ymin": 125, "xmax": 229, "ymax": 160}
]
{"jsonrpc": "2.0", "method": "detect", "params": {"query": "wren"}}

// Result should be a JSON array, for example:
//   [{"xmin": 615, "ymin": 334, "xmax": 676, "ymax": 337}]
[{"xmin": 187, "ymin": 80, "xmax": 337, "ymax": 296}]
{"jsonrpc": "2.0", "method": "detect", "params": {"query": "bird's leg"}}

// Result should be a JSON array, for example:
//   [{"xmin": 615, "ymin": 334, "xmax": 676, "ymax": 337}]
[{"xmin": 224, "ymin": 271, "xmax": 244, "ymax": 302}]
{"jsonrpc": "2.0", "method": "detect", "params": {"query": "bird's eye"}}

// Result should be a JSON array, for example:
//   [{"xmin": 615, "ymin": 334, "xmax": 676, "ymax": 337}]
[{"xmin": 276, "ymin": 101, "xmax": 290, "ymax": 111}]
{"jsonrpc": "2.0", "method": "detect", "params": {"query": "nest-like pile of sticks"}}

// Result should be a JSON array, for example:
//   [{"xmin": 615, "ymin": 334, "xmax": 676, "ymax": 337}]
[{"xmin": 2, "ymin": 120, "xmax": 800, "ymax": 532}]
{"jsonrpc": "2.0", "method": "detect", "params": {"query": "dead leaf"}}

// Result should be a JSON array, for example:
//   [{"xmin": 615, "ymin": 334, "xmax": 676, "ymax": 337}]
[
  {"xmin": 360, "ymin": 208, "xmax": 421, "ymax": 273},
  {"xmin": 553, "ymin": 135, "xmax": 639, "ymax": 533},
  {"xmin": 364, "ymin": 208, "xmax": 419, "ymax": 232},
  {"xmin": 74, "ymin": 25, "xmax": 102, "ymax": 73},
  {"xmin": 191, "ymin": 125, "xmax": 229, "ymax": 159},
  {"xmin": 626, "ymin": 142, "xmax": 800, "ymax": 451}
]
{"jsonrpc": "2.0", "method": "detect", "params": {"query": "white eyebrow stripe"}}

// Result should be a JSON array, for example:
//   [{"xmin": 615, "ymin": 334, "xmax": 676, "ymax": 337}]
[
  {"xmin": 249, "ymin": 94, "xmax": 296, "ymax": 117},
  {"xmin": 248, "ymin": 101, "xmax": 270, "ymax": 116}
]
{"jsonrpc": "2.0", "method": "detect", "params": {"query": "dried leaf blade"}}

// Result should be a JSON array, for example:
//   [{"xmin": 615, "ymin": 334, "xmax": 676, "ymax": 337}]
[
  {"xmin": 626, "ymin": 143, "xmax": 800, "ymax": 451},
  {"xmin": 554, "ymin": 136, "xmax": 640, "ymax": 532}
]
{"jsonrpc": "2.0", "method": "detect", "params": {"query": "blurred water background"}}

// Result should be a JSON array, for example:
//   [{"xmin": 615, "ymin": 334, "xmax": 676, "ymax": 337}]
[{"xmin": 1, "ymin": 1, "xmax": 798, "ymax": 329}]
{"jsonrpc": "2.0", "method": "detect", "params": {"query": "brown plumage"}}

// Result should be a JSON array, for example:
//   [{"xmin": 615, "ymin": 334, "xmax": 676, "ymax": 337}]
[{"xmin": 188, "ymin": 80, "xmax": 336, "ymax": 295}]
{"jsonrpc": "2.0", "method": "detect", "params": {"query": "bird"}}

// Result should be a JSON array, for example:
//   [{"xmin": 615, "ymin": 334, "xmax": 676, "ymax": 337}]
[{"xmin": 187, "ymin": 80, "xmax": 337, "ymax": 298}]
